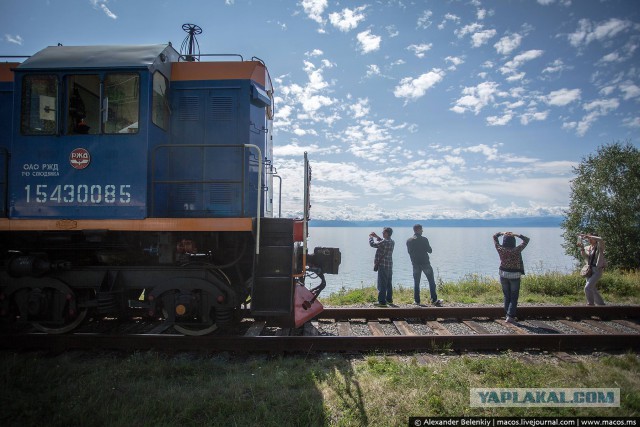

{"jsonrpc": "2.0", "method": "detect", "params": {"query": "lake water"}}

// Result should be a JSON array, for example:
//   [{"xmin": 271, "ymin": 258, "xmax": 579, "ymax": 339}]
[{"xmin": 307, "ymin": 227, "xmax": 578, "ymax": 296}]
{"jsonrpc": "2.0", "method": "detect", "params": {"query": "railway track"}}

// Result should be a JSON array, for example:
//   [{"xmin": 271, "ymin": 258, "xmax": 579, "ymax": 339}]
[{"xmin": 1, "ymin": 305, "xmax": 639, "ymax": 354}]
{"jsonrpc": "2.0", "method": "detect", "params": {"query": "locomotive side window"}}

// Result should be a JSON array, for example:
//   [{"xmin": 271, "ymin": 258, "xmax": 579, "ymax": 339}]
[
  {"xmin": 20, "ymin": 75, "xmax": 58, "ymax": 135},
  {"xmin": 104, "ymin": 73, "xmax": 139, "ymax": 134},
  {"xmin": 152, "ymin": 71, "xmax": 169, "ymax": 131},
  {"xmin": 66, "ymin": 75, "xmax": 100, "ymax": 135}
]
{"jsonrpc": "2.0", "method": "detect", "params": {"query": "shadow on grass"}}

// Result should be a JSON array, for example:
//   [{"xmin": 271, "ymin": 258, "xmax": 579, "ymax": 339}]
[{"xmin": 0, "ymin": 350, "xmax": 367, "ymax": 427}]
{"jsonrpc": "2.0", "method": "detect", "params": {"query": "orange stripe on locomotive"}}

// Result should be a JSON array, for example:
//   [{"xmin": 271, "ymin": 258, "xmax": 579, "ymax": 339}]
[{"xmin": 171, "ymin": 61, "xmax": 267, "ymax": 87}]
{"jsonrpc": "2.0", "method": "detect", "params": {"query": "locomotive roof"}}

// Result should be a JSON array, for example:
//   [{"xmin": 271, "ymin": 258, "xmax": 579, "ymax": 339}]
[{"xmin": 17, "ymin": 44, "xmax": 177, "ymax": 70}]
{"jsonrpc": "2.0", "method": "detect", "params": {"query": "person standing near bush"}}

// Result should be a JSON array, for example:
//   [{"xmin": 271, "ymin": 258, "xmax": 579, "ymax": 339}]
[
  {"xmin": 369, "ymin": 227, "xmax": 395, "ymax": 307},
  {"xmin": 578, "ymin": 233, "xmax": 607, "ymax": 305},
  {"xmin": 493, "ymin": 231, "xmax": 530, "ymax": 323}
]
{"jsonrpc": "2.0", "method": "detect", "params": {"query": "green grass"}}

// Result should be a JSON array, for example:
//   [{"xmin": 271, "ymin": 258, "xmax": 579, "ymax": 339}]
[
  {"xmin": 324, "ymin": 269, "xmax": 640, "ymax": 306},
  {"xmin": 1, "ymin": 351, "xmax": 639, "ymax": 426}
]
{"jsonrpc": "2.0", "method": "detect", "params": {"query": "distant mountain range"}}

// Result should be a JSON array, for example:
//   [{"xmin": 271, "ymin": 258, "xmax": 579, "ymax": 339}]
[{"xmin": 309, "ymin": 217, "xmax": 564, "ymax": 228}]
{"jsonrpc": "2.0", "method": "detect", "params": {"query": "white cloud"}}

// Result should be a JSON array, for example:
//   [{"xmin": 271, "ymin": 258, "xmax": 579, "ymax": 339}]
[
  {"xmin": 438, "ymin": 13, "xmax": 460, "ymax": 30},
  {"xmin": 306, "ymin": 49, "xmax": 323, "ymax": 57},
  {"xmin": 619, "ymin": 81, "xmax": 640, "ymax": 100},
  {"xmin": 537, "ymin": 0, "xmax": 572, "ymax": 5},
  {"xmin": 331, "ymin": 118, "xmax": 410, "ymax": 164},
  {"xmin": 450, "ymin": 81, "xmax": 499, "ymax": 115},
  {"xmin": 356, "ymin": 30, "xmax": 382, "ymax": 54},
  {"xmin": 393, "ymin": 69, "xmax": 445, "ymax": 102},
  {"xmin": 500, "ymin": 49, "xmax": 544, "ymax": 79},
  {"xmin": 458, "ymin": 144, "xmax": 499, "ymax": 160},
  {"xmin": 471, "ymin": 29, "xmax": 497, "ymax": 47},
  {"xmin": 328, "ymin": 6, "xmax": 366, "ymax": 32},
  {"xmin": 417, "ymin": 10, "xmax": 433, "ymax": 29},
  {"xmin": 90, "ymin": 0, "xmax": 117, "ymax": 19},
  {"xmin": 600, "ymin": 52, "xmax": 623, "ymax": 63},
  {"xmin": 545, "ymin": 88, "xmax": 581, "ymax": 106},
  {"xmin": 583, "ymin": 98, "xmax": 620, "ymax": 113},
  {"xmin": 622, "ymin": 117, "xmax": 640, "ymax": 128},
  {"xmin": 407, "ymin": 43, "xmax": 432, "ymax": 58},
  {"xmin": 571, "ymin": 98, "xmax": 620, "ymax": 136},
  {"xmin": 456, "ymin": 23, "xmax": 483, "ymax": 38},
  {"xmin": 365, "ymin": 64, "xmax": 381, "ymax": 78},
  {"xmin": 455, "ymin": 23, "xmax": 496, "ymax": 47},
  {"xmin": 486, "ymin": 113, "xmax": 513, "ymax": 126},
  {"xmin": 520, "ymin": 110, "xmax": 549, "ymax": 125},
  {"xmin": 542, "ymin": 59, "xmax": 569, "ymax": 75},
  {"xmin": 300, "ymin": 0, "xmax": 327, "ymax": 26},
  {"xmin": 445, "ymin": 56, "xmax": 465, "ymax": 71},
  {"xmin": 4, "ymin": 34, "xmax": 23, "ymax": 45},
  {"xmin": 568, "ymin": 18, "xmax": 633, "ymax": 47},
  {"xmin": 350, "ymin": 98, "xmax": 370, "ymax": 118},
  {"xmin": 494, "ymin": 33, "xmax": 522, "ymax": 55}
]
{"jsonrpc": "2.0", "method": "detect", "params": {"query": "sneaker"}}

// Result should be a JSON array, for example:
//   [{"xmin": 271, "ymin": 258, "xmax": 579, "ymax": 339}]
[
  {"xmin": 506, "ymin": 316, "xmax": 517, "ymax": 324},
  {"xmin": 413, "ymin": 302, "xmax": 426, "ymax": 307},
  {"xmin": 373, "ymin": 303, "xmax": 388, "ymax": 307},
  {"xmin": 433, "ymin": 299, "xmax": 443, "ymax": 307},
  {"xmin": 388, "ymin": 303, "xmax": 398, "ymax": 307}
]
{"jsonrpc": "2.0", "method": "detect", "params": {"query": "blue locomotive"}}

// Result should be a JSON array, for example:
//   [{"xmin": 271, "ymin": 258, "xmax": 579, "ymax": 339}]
[{"xmin": 0, "ymin": 25, "xmax": 340, "ymax": 335}]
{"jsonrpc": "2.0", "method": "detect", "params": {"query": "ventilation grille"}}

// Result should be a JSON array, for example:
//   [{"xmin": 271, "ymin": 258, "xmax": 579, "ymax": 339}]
[
  {"xmin": 178, "ymin": 96, "xmax": 199, "ymax": 121},
  {"xmin": 209, "ymin": 97, "xmax": 232, "ymax": 121},
  {"xmin": 176, "ymin": 184, "xmax": 197, "ymax": 204},
  {"xmin": 209, "ymin": 183, "xmax": 232, "ymax": 205}
]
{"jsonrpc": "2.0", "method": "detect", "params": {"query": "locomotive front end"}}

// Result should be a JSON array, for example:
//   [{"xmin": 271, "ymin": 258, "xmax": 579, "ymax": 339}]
[{"xmin": 0, "ymin": 28, "xmax": 340, "ymax": 336}]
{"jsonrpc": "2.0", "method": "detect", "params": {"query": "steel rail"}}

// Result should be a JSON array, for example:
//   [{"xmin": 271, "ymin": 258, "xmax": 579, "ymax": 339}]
[
  {"xmin": 1, "ymin": 332, "xmax": 638, "ymax": 353},
  {"xmin": 317, "ymin": 305, "xmax": 640, "ymax": 320}
]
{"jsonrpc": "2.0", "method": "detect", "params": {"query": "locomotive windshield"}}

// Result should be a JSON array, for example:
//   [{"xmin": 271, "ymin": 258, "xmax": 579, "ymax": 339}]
[
  {"xmin": 20, "ymin": 72, "xmax": 140, "ymax": 136},
  {"xmin": 20, "ymin": 75, "xmax": 58, "ymax": 135},
  {"xmin": 103, "ymin": 73, "xmax": 139, "ymax": 134},
  {"xmin": 67, "ymin": 75, "xmax": 99, "ymax": 135},
  {"xmin": 151, "ymin": 71, "xmax": 169, "ymax": 131}
]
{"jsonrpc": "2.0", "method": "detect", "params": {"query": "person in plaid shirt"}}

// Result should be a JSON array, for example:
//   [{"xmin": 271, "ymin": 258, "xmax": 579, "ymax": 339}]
[{"xmin": 369, "ymin": 227, "xmax": 395, "ymax": 307}]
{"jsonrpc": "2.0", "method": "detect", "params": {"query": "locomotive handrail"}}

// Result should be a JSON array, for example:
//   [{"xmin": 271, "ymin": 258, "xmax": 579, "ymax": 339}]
[
  {"xmin": 0, "ymin": 148, "xmax": 8, "ymax": 218},
  {"xmin": 151, "ymin": 143, "xmax": 263, "ymax": 255},
  {"xmin": 177, "ymin": 53, "xmax": 244, "ymax": 62},
  {"xmin": 244, "ymin": 144, "xmax": 262, "ymax": 255},
  {"xmin": 272, "ymin": 174, "xmax": 282, "ymax": 218}
]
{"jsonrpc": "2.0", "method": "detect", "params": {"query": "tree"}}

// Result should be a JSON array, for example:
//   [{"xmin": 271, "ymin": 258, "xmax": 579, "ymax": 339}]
[{"xmin": 562, "ymin": 141, "xmax": 640, "ymax": 269}]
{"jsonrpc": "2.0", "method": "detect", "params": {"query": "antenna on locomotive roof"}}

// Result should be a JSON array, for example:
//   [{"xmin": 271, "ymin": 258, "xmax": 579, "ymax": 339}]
[{"xmin": 180, "ymin": 23, "xmax": 202, "ymax": 62}]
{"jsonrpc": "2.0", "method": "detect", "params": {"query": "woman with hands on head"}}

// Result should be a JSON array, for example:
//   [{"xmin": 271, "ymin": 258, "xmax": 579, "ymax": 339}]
[{"xmin": 493, "ymin": 231, "xmax": 530, "ymax": 324}]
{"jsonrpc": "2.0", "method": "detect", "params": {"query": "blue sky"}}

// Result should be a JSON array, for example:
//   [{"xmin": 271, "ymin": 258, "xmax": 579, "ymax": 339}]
[{"xmin": 2, "ymin": 0, "xmax": 639, "ymax": 221}]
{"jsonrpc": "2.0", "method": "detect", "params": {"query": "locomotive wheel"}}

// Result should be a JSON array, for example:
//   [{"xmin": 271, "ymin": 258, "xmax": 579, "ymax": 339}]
[
  {"xmin": 5, "ymin": 278, "xmax": 89, "ymax": 334},
  {"xmin": 31, "ymin": 308, "xmax": 88, "ymax": 334},
  {"xmin": 161, "ymin": 293, "xmax": 218, "ymax": 337},
  {"xmin": 150, "ymin": 276, "xmax": 229, "ymax": 336},
  {"xmin": 173, "ymin": 321, "xmax": 218, "ymax": 336}
]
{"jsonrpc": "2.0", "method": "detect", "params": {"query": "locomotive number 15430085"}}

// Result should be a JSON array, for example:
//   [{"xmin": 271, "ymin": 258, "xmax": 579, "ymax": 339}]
[{"xmin": 23, "ymin": 184, "xmax": 132, "ymax": 204}]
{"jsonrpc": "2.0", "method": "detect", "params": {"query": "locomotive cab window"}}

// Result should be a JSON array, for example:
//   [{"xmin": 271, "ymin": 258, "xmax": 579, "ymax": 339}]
[
  {"xmin": 104, "ymin": 73, "xmax": 139, "ymax": 134},
  {"xmin": 66, "ymin": 75, "xmax": 100, "ymax": 135},
  {"xmin": 20, "ymin": 75, "xmax": 58, "ymax": 135},
  {"xmin": 152, "ymin": 71, "xmax": 169, "ymax": 131}
]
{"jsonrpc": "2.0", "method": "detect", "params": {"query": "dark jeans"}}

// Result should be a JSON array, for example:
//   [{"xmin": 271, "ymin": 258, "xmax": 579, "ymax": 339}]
[
  {"xmin": 377, "ymin": 265, "xmax": 393, "ymax": 304},
  {"xmin": 413, "ymin": 263, "xmax": 437, "ymax": 304},
  {"xmin": 500, "ymin": 277, "xmax": 521, "ymax": 317}
]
